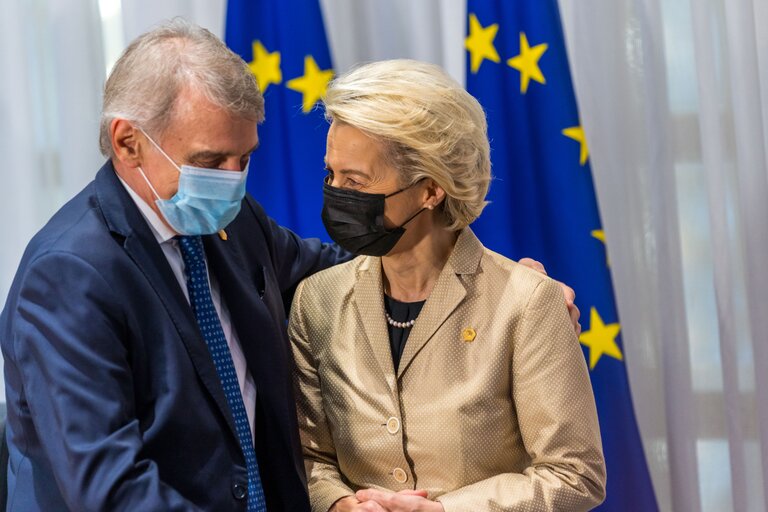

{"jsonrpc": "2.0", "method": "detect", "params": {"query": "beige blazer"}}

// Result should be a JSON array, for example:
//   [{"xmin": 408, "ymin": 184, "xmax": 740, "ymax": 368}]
[{"xmin": 289, "ymin": 228, "xmax": 606, "ymax": 512}]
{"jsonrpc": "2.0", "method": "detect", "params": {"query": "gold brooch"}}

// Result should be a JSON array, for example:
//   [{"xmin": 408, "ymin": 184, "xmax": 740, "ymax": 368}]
[{"xmin": 462, "ymin": 327, "xmax": 476, "ymax": 342}]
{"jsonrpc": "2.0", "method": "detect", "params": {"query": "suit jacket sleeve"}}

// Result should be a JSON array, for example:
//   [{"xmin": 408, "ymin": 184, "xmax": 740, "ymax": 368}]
[
  {"xmin": 288, "ymin": 280, "xmax": 355, "ymax": 512},
  {"xmin": 436, "ymin": 278, "xmax": 606, "ymax": 511},
  {"xmin": 246, "ymin": 196, "xmax": 350, "ymax": 311},
  {"xmin": 12, "ymin": 251, "xmax": 203, "ymax": 512}
]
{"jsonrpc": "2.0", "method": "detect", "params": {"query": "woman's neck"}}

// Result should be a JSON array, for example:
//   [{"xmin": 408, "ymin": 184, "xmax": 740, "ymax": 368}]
[{"xmin": 381, "ymin": 226, "xmax": 459, "ymax": 302}]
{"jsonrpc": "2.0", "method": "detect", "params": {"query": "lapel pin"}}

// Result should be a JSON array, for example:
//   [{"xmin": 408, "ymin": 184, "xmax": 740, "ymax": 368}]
[
  {"xmin": 218, "ymin": 229, "xmax": 228, "ymax": 241},
  {"xmin": 462, "ymin": 327, "xmax": 476, "ymax": 342}
]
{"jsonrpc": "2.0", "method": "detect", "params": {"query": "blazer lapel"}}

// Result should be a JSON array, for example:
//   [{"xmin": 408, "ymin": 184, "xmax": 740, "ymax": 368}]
[
  {"xmin": 395, "ymin": 272, "xmax": 466, "ymax": 379},
  {"xmin": 352, "ymin": 257, "xmax": 399, "ymax": 392},
  {"xmin": 396, "ymin": 229, "xmax": 484, "ymax": 378},
  {"xmin": 95, "ymin": 163, "xmax": 238, "ymax": 438}
]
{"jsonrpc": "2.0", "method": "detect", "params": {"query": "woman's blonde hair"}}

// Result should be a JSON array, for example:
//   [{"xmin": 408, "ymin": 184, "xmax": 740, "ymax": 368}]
[{"xmin": 323, "ymin": 59, "xmax": 491, "ymax": 231}]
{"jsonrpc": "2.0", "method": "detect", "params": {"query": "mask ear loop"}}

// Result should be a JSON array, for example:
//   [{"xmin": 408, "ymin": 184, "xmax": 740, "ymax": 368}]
[
  {"xmin": 136, "ymin": 166, "xmax": 163, "ymax": 201},
  {"xmin": 384, "ymin": 178, "xmax": 429, "ymax": 228},
  {"xmin": 135, "ymin": 127, "xmax": 183, "ymax": 201},
  {"xmin": 138, "ymin": 127, "xmax": 182, "ymax": 172},
  {"xmin": 398, "ymin": 206, "xmax": 427, "ymax": 228}
]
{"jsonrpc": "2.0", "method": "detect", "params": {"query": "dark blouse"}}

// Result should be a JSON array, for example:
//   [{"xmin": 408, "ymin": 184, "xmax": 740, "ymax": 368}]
[{"xmin": 384, "ymin": 295, "xmax": 426, "ymax": 372}]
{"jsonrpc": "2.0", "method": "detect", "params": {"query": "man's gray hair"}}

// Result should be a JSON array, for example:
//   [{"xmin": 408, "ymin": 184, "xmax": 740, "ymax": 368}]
[{"xmin": 99, "ymin": 18, "xmax": 264, "ymax": 157}]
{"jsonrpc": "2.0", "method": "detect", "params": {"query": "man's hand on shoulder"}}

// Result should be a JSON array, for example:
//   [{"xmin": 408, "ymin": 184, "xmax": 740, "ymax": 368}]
[{"xmin": 518, "ymin": 257, "xmax": 581, "ymax": 336}]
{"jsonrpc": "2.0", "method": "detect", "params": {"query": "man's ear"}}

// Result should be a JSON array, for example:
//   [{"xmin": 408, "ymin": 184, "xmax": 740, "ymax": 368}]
[
  {"xmin": 422, "ymin": 178, "xmax": 446, "ymax": 210},
  {"xmin": 111, "ymin": 119, "xmax": 142, "ymax": 168}
]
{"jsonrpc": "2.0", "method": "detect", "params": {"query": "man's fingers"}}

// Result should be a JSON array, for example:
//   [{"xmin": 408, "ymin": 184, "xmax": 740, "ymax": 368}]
[
  {"xmin": 518, "ymin": 257, "xmax": 547, "ymax": 275},
  {"xmin": 559, "ymin": 282, "xmax": 576, "ymax": 306},
  {"xmin": 570, "ymin": 303, "xmax": 581, "ymax": 335}
]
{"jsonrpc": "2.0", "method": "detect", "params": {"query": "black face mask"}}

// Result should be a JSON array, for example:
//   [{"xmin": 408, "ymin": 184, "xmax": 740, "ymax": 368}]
[{"xmin": 321, "ymin": 178, "xmax": 426, "ymax": 257}]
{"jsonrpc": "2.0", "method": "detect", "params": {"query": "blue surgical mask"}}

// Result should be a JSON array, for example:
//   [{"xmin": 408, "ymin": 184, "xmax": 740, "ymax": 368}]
[{"xmin": 137, "ymin": 128, "xmax": 248, "ymax": 235}]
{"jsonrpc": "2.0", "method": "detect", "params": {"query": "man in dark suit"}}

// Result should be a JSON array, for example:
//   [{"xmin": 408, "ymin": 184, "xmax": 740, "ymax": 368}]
[{"xmin": 0, "ymin": 20, "xmax": 346, "ymax": 511}]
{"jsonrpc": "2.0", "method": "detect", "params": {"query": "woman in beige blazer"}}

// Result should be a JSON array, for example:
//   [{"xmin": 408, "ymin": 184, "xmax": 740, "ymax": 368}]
[{"xmin": 289, "ymin": 60, "xmax": 606, "ymax": 512}]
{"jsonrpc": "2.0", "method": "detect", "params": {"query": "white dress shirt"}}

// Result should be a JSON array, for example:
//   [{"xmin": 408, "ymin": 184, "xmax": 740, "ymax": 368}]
[{"xmin": 118, "ymin": 176, "xmax": 257, "ymax": 438}]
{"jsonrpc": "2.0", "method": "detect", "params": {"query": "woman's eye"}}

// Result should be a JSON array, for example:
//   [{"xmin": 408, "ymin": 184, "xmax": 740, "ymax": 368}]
[{"xmin": 346, "ymin": 177, "xmax": 363, "ymax": 188}]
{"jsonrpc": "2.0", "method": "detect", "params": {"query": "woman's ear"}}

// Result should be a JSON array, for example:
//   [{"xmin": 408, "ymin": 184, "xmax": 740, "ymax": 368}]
[
  {"xmin": 422, "ymin": 178, "xmax": 446, "ymax": 210},
  {"xmin": 110, "ymin": 119, "xmax": 142, "ymax": 168}
]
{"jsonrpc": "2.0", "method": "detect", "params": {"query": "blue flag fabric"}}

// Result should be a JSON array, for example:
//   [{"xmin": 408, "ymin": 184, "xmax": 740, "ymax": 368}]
[
  {"xmin": 465, "ymin": 1, "xmax": 658, "ymax": 510},
  {"xmin": 226, "ymin": 0, "xmax": 333, "ymax": 239}
]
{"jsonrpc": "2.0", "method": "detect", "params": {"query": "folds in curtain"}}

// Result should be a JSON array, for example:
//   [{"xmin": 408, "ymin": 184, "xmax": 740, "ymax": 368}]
[
  {"xmin": 559, "ymin": 0, "xmax": 768, "ymax": 510},
  {"xmin": 0, "ymin": 0, "xmax": 107, "ymax": 404}
]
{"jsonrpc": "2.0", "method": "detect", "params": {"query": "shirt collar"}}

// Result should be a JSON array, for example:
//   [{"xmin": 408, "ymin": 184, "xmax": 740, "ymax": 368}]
[{"xmin": 117, "ymin": 173, "xmax": 176, "ymax": 244}]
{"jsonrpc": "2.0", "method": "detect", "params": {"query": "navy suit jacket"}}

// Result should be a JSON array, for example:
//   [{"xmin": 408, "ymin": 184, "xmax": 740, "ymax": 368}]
[{"xmin": 0, "ymin": 162, "xmax": 348, "ymax": 511}]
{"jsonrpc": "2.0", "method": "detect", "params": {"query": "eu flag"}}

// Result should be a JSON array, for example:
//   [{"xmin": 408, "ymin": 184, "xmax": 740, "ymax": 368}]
[
  {"xmin": 465, "ymin": 1, "xmax": 658, "ymax": 510},
  {"xmin": 226, "ymin": 0, "xmax": 333, "ymax": 239}
]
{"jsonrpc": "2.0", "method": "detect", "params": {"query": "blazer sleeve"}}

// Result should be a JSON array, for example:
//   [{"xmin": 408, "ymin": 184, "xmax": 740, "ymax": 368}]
[
  {"xmin": 436, "ymin": 278, "xmax": 607, "ymax": 512},
  {"xmin": 288, "ymin": 280, "xmax": 355, "ymax": 512},
  {"xmin": 12, "ymin": 251, "xmax": 203, "ymax": 512},
  {"xmin": 245, "ymin": 195, "xmax": 351, "ymax": 311}
]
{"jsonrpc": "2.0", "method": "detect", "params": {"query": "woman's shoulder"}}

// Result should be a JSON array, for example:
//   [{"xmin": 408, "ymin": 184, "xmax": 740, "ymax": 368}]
[
  {"xmin": 296, "ymin": 254, "xmax": 368, "ymax": 298},
  {"xmin": 482, "ymin": 247, "xmax": 549, "ymax": 282},
  {"xmin": 479, "ymin": 247, "xmax": 564, "ymax": 304}
]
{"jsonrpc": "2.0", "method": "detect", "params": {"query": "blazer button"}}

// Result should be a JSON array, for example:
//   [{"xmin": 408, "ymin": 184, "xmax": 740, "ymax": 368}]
[
  {"xmin": 386, "ymin": 417, "xmax": 400, "ymax": 434},
  {"xmin": 232, "ymin": 483, "xmax": 247, "ymax": 500},
  {"xmin": 393, "ymin": 467, "xmax": 408, "ymax": 483}
]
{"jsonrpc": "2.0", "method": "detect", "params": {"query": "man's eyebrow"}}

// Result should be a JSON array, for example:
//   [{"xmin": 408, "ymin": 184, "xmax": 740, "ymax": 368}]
[
  {"xmin": 187, "ymin": 150, "xmax": 226, "ymax": 161},
  {"xmin": 187, "ymin": 143, "xmax": 259, "ymax": 161}
]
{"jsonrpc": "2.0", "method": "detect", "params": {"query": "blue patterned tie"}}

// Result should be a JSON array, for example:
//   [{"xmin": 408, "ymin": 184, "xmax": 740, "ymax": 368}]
[{"xmin": 178, "ymin": 235, "xmax": 267, "ymax": 511}]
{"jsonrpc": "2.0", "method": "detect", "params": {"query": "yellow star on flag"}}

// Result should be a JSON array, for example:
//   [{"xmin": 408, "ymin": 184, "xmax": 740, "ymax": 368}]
[
  {"xmin": 248, "ymin": 40, "xmax": 282, "ymax": 93},
  {"xmin": 579, "ymin": 307, "xmax": 623, "ymax": 370},
  {"xmin": 287, "ymin": 55, "xmax": 334, "ymax": 113},
  {"xmin": 506, "ymin": 32, "xmax": 548, "ymax": 93},
  {"xmin": 465, "ymin": 13, "xmax": 501, "ymax": 74},
  {"xmin": 591, "ymin": 229, "xmax": 610, "ymax": 266},
  {"xmin": 563, "ymin": 125, "xmax": 590, "ymax": 165}
]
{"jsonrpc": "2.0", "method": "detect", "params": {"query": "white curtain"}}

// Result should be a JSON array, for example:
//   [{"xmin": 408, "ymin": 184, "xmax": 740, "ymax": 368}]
[
  {"xmin": 0, "ymin": 0, "xmax": 107, "ymax": 401},
  {"xmin": 559, "ymin": 0, "xmax": 768, "ymax": 510},
  {"xmin": 120, "ymin": 0, "xmax": 226, "ymax": 43},
  {"xmin": 320, "ymin": 0, "xmax": 464, "ymax": 83}
]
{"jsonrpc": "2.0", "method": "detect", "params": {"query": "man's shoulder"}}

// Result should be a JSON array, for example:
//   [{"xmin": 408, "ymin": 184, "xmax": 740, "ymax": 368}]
[
  {"xmin": 25, "ymin": 182, "xmax": 104, "ymax": 259},
  {"xmin": 223, "ymin": 194, "xmax": 276, "ymax": 251}
]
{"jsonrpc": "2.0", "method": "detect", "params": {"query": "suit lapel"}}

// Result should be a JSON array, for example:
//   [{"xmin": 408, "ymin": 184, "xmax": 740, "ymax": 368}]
[
  {"xmin": 124, "ymin": 235, "xmax": 239, "ymax": 437},
  {"xmin": 95, "ymin": 163, "xmax": 238, "ymax": 438},
  {"xmin": 352, "ymin": 257, "xmax": 399, "ymax": 393},
  {"xmin": 202, "ymin": 233, "xmax": 284, "ymax": 391},
  {"xmin": 396, "ymin": 229, "xmax": 483, "ymax": 378}
]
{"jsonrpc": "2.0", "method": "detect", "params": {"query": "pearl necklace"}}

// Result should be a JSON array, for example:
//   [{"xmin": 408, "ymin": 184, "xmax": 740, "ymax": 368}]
[{"xmin": 385, "ymin": 312, "xmax": 416, "ymax": 329}]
